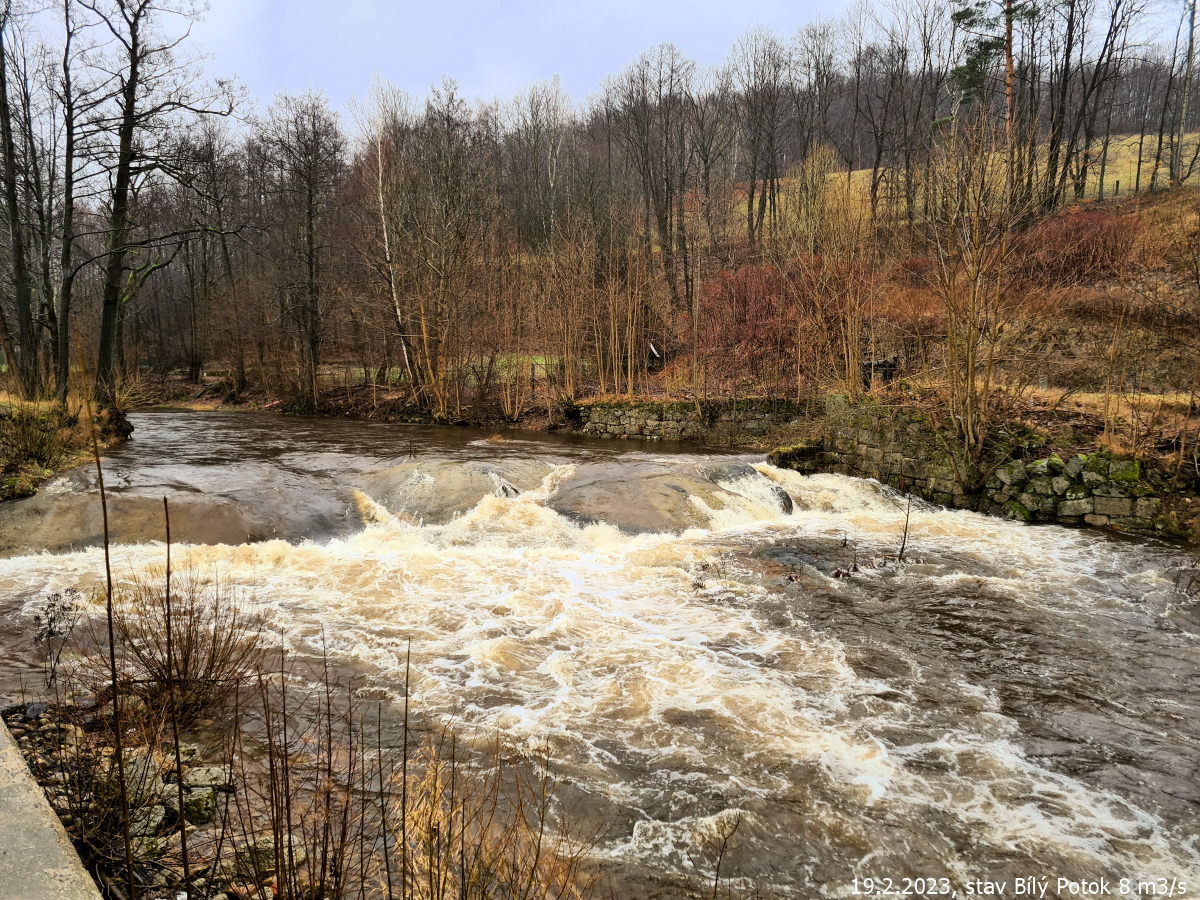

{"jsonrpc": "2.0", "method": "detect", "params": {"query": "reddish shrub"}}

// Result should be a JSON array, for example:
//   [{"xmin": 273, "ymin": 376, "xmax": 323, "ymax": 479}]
[
  {"xmin": 694, "ymin": 265, "xmax": 795, "ymax": 387},
  {"xmin": 893, "ymin": 255, "xmax": 935, "ymax": 287},
  {"xmin": 688, "ymin": 257, "xmax": 882, "ymax": 394},
  {"xmin": 1011, "ymin": 209, "xmax": 1136, "ymax": 286}
]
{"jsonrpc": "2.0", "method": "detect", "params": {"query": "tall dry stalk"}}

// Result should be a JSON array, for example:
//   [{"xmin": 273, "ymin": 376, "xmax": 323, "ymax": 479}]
[
  {"xmin": 75, "ymin": 331, "xmax": 137, "ymax": 900},
  {"xmin": 161, "ymin": 497, "xmax": 192, "ymax": 890}
]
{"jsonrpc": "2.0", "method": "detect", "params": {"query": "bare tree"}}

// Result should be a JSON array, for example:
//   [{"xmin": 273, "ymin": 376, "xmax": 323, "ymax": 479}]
[
  {"xmin": 83, "ymin": 0, "xmax": 235, "ymax": 398},
  {"xmin": 259, "ymin": 91, "xmax": 344, "ymax": 409}
]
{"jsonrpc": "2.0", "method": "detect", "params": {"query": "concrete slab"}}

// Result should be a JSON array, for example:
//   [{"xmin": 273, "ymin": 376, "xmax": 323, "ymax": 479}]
[{"xmin": 0, "ymin": 719, "xmax": 101, "ymax": 899}]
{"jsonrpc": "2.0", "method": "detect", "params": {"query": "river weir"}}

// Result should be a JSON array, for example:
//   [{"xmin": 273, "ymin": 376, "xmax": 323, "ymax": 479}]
[{"xmin": 0, "ymin": 411, "xmax": 1197, "ymax": 897}]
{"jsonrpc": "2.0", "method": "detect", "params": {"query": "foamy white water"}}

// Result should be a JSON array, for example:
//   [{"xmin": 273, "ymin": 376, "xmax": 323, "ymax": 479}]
[{"xmin": 0, "ymin": 411, "xmax": 1196, "ymax": 896}]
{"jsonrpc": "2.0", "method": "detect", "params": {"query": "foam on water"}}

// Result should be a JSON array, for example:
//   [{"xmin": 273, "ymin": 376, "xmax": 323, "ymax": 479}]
[{"xmin": 1, "ymin": 460, "xmax": 1196, "ymax": 894}]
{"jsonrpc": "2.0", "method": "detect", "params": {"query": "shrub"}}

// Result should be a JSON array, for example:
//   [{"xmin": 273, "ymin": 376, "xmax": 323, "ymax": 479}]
[
  {"xmin": 0, "ymin": 404, "xmax": 80, "ymax": 469},
  {"xmin": 0, "ymin": 404, "xmax": 88, "ymax": 499},
  {"xmin": 693, "ymin": 265, "xmax": 797, "ymax": 393},
  {"xmin": 1011, "ymin": 208, "xmax": 1136, "ymax": 286},
  {"xmin": 893, "ymin": 255, "xmax": 935, "ymax": 287},
  {"xmin": 111, "ymin": 568, "xmax": 266, "ymax": 723}
]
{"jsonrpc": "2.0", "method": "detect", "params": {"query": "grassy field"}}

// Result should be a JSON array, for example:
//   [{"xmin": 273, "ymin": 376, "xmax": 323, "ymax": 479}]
[{"xmin": 834, "ymin": 132, "xmax": 1200, "ymax": 212}]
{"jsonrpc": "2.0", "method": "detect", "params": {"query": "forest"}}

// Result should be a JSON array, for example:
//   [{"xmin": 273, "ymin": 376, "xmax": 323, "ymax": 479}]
[{"xmin": 1, "ymin": 0, "xmax": 1200, "ymax": 469}]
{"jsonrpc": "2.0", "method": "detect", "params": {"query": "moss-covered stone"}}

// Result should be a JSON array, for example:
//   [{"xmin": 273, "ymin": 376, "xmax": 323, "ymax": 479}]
[
  {"xmin": 1029, "ymin": 475, "xmax": 1055, "ymax": 495},
  {"xmin": 1108, "ymin": 458, "xmax": 1141, "ymax": 482},
  {"xmin": 183, "ymin": 788, "xmax": 216, "ymax": 825},
  {"xmin": 1065, "ymin": 484, "xmax": 1091, "ymax": 501},
  {"xmin": 1064, "ymin": 454, "xmax": 1086, "ymax": 478},
  {"xmin": 1003, "ymin": 500, "xmax": 1033, "ymax": 522}
]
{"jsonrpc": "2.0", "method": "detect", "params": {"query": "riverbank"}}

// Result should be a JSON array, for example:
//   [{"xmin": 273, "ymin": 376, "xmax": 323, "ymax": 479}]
[{"xmin": 0, "ymin": 400, "xmax": 131, "ymax": 504}]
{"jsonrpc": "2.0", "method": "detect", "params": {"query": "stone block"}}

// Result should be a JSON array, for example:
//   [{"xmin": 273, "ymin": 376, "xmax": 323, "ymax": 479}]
[
  {"xmin": 1108, "ymin": 459, "xmax": 1141, "ymax": 482},
  {"xmin": 1084, "ymin": 514, "xmax": 1110, "ymax": 526},
  {"xmin": 1064, "ymin": 455, "xmax": 1086, "ymax": 478},
  {"xmin": 1134, "ymin": 497, "xmax": 1161, "ymax": 519},
  {"xmin": 1001, "ymin": 460, "xmax": 1027, "ymax": 484},
  {"xmin": 1030, "ymin": 475, "xmax": 1054, "ymax": 495},
  {"xmin": 1026, "ymin": 459, "xmax": 1050, "ymax": 477},
  {"xmin": 1051, "ymin": 476, "xmax": 1071, "ymax": 495},
  {"xmin": 1003, "ymin": 500, "xmax": 1032, "ymax": 522},
  {"xmin": 1057, "ymin": 498, "xmax": 1094, "ymax": 516},
  {"xmin": 1094, "ymin": 496, "xmax": 1133, "ymax": 517}
]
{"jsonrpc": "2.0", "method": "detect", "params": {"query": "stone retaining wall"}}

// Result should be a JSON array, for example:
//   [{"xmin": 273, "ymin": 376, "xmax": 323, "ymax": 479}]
[
  {"xmin": 769, "ymin": 423, "xmax": 1187, "ymax": 540},
  {"xmin": 567, "ymin": 399, "xmax": 1191, "ymax": 539},
  {"xmin": 572, "ymin": 401, "xmax": 805, "ymax": 444}
]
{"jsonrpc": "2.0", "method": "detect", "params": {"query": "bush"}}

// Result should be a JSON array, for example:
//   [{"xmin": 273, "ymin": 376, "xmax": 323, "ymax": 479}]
[
  {"xmin": 0, "ymin": 404, "xmax": 88, "ymax": 499},
  {"xmin": 0, "ymin": 404, "xmax": 80, "ymax": 469},
  {"xmin": 111, "ymin": 568, "xmax": 266, "ymax": 723},
  {"xmin": 893, "ymin": 255, "xmax": 935, "ymax": 287},
  {"xmin": 1011, "ymin": 208, "xmax": 1136, "ymax": 286},
  {"xmin": 693, "ymin": 265, "xmax": 796, "ymax": 392}
]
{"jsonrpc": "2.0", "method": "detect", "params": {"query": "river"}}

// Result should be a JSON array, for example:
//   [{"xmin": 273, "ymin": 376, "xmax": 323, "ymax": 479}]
[{"xmin": 0, "ymin": 410, "xmax": 1197, "ymax": 897}]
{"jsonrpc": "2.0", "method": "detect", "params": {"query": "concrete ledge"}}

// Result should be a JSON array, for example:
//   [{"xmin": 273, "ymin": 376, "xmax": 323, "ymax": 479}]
[{"xmin": 0, "ymin": 719, "xmax": 101, "ymax": 899}]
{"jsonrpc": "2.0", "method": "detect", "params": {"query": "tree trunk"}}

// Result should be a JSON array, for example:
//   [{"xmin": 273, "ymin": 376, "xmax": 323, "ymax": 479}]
[
  {"xmin": 0, "ymin": 15, "xmax": 38, "ymax": 397},
  {"xmin": 96, "ymin": 18, "xmax": 142, "ymax": 398}
]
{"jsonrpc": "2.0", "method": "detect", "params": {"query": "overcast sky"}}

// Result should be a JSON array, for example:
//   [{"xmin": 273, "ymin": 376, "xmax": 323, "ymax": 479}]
[{"xmin": 189, "ymin": 0, "xmax": 836, "ymax": 114}]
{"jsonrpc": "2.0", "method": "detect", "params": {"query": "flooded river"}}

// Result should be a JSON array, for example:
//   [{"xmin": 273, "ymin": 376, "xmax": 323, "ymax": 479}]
[{"xmin": 0, "ymin": 411, "xmax": 1197, "ymax": 897}]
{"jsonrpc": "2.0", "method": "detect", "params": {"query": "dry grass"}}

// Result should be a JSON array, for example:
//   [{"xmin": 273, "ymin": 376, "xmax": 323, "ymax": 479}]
[{"xmin": 0, "ymin": 399, "xmax": 92, "ymax": 499}]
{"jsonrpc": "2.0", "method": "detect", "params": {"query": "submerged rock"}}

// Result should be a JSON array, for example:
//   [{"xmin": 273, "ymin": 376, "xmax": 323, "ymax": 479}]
[{"xmin": 361, "ymin": 458, "xmax": 555, "ymax": 524}]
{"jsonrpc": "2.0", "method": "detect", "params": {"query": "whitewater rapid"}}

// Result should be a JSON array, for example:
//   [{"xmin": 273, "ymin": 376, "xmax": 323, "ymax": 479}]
[{"xmin": 0, "ymin": 412, "xmax": 1196, "ymax": 897}]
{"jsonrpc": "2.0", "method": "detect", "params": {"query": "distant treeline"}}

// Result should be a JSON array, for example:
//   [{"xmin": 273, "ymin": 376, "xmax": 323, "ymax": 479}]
[{"xmin": 0, "ymin": 0, "xmax": 1194, "ymax": 422}]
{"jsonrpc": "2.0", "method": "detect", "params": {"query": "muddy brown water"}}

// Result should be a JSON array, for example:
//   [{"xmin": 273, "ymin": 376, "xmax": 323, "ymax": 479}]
[{"xmin": 0, "ymin": 410, "xmax": 1197, "ymax": 897}]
